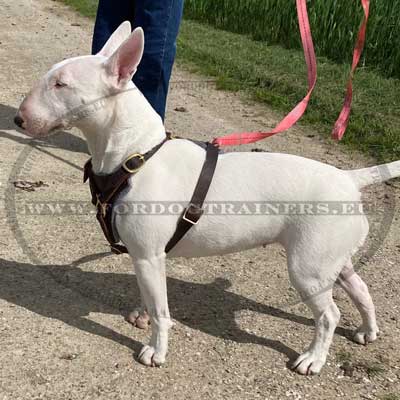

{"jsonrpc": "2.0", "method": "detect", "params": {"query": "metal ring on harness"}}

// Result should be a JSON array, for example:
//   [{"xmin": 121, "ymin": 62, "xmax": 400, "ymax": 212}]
[{"xmin": 122, "ymin": 153, "xmax": 145, "ymax": 173}]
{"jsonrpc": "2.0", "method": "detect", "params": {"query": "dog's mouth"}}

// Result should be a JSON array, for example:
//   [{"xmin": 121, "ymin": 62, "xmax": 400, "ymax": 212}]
[{"xmin": 23, "ymin": 121, "xmax": 66, "ymax": 138}]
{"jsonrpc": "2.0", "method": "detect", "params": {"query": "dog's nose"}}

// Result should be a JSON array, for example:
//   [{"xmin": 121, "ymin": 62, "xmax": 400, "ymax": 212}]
[{"xmin": 14, "ymin": 115, "xmax": 25, "ymax": 129}]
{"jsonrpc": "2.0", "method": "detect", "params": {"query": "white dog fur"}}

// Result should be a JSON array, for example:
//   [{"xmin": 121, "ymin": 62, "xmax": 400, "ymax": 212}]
[{"xmin": 16, "ymin": 21, "xmax": 400, "ymax": 375}]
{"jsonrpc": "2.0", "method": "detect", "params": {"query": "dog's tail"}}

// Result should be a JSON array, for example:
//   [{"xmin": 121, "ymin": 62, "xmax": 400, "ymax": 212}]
[{"xmin": 347, "ymin": 160, "xmax": 400, "ymax": 189}]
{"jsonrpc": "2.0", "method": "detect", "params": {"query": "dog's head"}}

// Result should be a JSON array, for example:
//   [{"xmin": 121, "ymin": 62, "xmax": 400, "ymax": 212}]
[{"xmin": 15, "ymin": 21, "xmax": 144, "ymax": 137}]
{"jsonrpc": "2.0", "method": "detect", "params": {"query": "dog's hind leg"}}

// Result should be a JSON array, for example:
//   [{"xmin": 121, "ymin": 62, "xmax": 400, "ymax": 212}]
[
  {"xmin": 286, "ymin": 246, "xmax": 342, "ymax": 375},
  {"xmin": 290, "ymin": 286, "xmax": 341, "ymax": 375},
  {"xmin": 337, "ymin": 260, "xmax": 379, "ymax": 344}
]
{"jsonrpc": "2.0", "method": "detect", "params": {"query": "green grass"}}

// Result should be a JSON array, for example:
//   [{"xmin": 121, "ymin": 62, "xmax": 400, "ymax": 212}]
[
  {"xmin": 57, "ymin": 0, "xmax": 400, "ymax": 162},
  {"xmin": 380, "ymin": 394, "xmax": 400, "ymax": 400},
  {"xmin": 336, "ymin": 350, "xmax": 352, "ymax": 364},
  {"xmin": 184, "ymin": 0, "xmax": 400, "ymax": 80},
  {"xmin": 361, "ymin": 362, "xmax": 386, "ymax": 378},
  {"xmin": 177, "ymin": 20, "xmax": 400, "ymax": 162},
  {"xmin": 58, "ymin": 0, "xmax": 98, "ymax": 18},
  {"xmin": 336, "ymin": 351, "xmax": 387, "ymax": 379}
]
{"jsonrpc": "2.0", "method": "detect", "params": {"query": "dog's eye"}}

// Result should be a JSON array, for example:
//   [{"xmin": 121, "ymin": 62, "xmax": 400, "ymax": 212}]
[{"xmin": 55, "ymin": 81, "xmax": 67, "ymax": 88}]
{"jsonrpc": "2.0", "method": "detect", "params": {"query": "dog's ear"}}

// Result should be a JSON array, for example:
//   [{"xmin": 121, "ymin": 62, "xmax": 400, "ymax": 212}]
[
  {"xmin": 104, "ymin": 27, "xmax": 144, "ymax": 88},
  {"xmin": 97, "ymin": 21, "xmax": 132, "ymax": 58}
]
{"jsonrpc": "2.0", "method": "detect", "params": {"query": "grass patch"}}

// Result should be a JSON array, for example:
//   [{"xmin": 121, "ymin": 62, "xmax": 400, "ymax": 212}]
[
  {"xmin": 184, "ymin": 0, "xmax": 400, "ymax": 80},
  {"xmin": 177, "ymin": 21, "xmax": 400, "ymax": 162},
  {"xmin": 336, "ymin": 350, "xmax": 353, "ymax": 364},
  {"xmin": 56, "ymin": 0, "xmax": 400, "ymax": 162},
  {"xmin": 337, "ymin": 351, "xmax": 386, "ymax": 379},
  {"xmin": 360, "ymin": 362, "xmax": 386, "ymax": 378},
  {"xmin": 380, "ymin": 394, "xmax": 400, "ymax": 400},
  {"xmin": 57, "ymin": 0, "xmax": 97, "ymax": 18}
]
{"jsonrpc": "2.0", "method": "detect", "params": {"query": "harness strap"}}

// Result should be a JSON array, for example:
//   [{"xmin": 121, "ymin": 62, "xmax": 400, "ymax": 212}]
[
  {"xmin": 84, "ymin": 138, "xmax": 219, "ymax": 255},
  {"xmin": 165, "ymin": 142, "xmax": 219, "ymax": 253}
]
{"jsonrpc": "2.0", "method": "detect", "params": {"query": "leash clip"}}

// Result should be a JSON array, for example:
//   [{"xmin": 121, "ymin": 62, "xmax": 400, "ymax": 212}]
[{"xmin": 122, "ymin": 153, "xmax": 145, "ymax": 173}]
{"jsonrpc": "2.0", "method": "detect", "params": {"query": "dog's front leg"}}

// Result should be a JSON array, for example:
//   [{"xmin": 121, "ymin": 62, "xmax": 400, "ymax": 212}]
[{"xmin": 133, "ymin": 253, "xmax": 173, "ymax": 366}]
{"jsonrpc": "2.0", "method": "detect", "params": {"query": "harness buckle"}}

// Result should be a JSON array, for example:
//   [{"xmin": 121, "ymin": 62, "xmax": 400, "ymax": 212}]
[
  {"xmin": 182, "ymin": 203, "xmax": 203, "ymax": 225},
  {"xmin": 122, "ymin": 153, "xmax": 145, "ymax": 173}
]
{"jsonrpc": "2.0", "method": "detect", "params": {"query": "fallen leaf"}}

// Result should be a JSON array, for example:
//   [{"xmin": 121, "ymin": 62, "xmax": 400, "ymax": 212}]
[
  {"xmin": 13, "ymin": 180, "xmax": 49, "ymax": 192},
  {"xmin": 59, "ymin": 353, "xmax": 78, "ymax": 361},
  {"xmin": 174, "ymin": 106, "xmax": 187, "ymax": 112}
]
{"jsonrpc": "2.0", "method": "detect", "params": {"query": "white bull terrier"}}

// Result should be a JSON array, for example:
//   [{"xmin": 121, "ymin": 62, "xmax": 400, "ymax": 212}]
[{"xmin": 15, "ymin": 21, "xmax": 400, "ymax": 375}]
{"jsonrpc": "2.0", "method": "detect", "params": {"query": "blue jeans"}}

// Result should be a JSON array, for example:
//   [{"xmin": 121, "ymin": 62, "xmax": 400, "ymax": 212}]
[{"xmin": 92, "ymin": 0, "xmax": 184, "ymax": 121}]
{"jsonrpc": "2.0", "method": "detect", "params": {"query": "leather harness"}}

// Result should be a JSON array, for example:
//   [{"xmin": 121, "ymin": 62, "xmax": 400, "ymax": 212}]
[{"xmin": 83, "ymin": 137, "xmax": 219, "ymax": 255}]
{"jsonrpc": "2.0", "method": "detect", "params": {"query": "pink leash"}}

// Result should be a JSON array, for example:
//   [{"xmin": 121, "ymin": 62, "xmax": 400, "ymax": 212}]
[
  {"xmin": 212, "ymin": 0, "xmax": 370, "ymax": 147},
  {"xmin": 332, "ymin": 0, "xmax": 370, "ymax": 140}
]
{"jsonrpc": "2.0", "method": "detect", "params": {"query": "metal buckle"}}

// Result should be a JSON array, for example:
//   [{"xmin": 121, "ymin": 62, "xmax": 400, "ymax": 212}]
[
  {"xmin": 122, "ymin": 153, "xmax": 145, "ymax": 173},
  {"xmin": 182, "ymin": 203, "xmax": 203, "ymax": 225}
]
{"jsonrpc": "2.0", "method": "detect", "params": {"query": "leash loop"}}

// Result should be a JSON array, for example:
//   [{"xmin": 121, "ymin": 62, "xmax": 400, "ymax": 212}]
[
  {"xmin": 213, "ymin": 0, "xmax": 370, "ymax": 146},
  {"xmin": 212, "ymin": 0, "xmax": 317, "ymax": 147},
  {"xmin": 332, "ymin": 0, "xmax": 370, "ymax": 140}
]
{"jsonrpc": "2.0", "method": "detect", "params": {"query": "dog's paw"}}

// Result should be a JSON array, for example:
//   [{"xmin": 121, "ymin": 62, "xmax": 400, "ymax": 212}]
[
  {"xmin": 138, "ymin": 345, "xmax": 166, "ymax": 367},
  {"xmin": 126, "ymin": 309, "xmax": 150, "ymax": 330},
  {"xmin": 353, "ymin": 326, "xmax": 379, "ymax": 345},
  {"xmin": 292, "ymin": 351, "xmax": 326, "ymax": 375}
]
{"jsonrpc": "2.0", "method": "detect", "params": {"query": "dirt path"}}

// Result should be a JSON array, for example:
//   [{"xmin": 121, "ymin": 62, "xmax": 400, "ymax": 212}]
[{"xmin": 0, "ymin": 0, "xmax": 399, "ymax": 399}]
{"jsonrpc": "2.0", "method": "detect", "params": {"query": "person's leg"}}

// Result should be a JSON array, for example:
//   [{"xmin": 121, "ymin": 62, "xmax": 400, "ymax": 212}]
[
  {"xmin": 92, "ymin": 0, "xmax": 183, "ymax": 121},
  {"xmin": 132, "ymin": 0, "xmax": 184, "ymax": 121},
  {"xmin": 92, "ymin": 0, "xmax": 135, "ymax": 55}
]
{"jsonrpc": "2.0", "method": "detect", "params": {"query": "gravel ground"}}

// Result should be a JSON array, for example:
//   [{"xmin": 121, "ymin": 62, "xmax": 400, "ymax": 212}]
[{"xmin": 0, "ymin": 0, "xmax": 399, "ymax": 399}]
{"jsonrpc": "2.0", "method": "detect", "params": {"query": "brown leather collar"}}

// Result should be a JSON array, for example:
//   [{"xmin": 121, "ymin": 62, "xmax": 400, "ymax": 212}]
[
  {"xmin": 83, "ymin": 137, "xmax": 170, "ymax": 254},
  {"xmin": 84, "ymin": 137, "xmax": 169, "ymax": 205}
]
